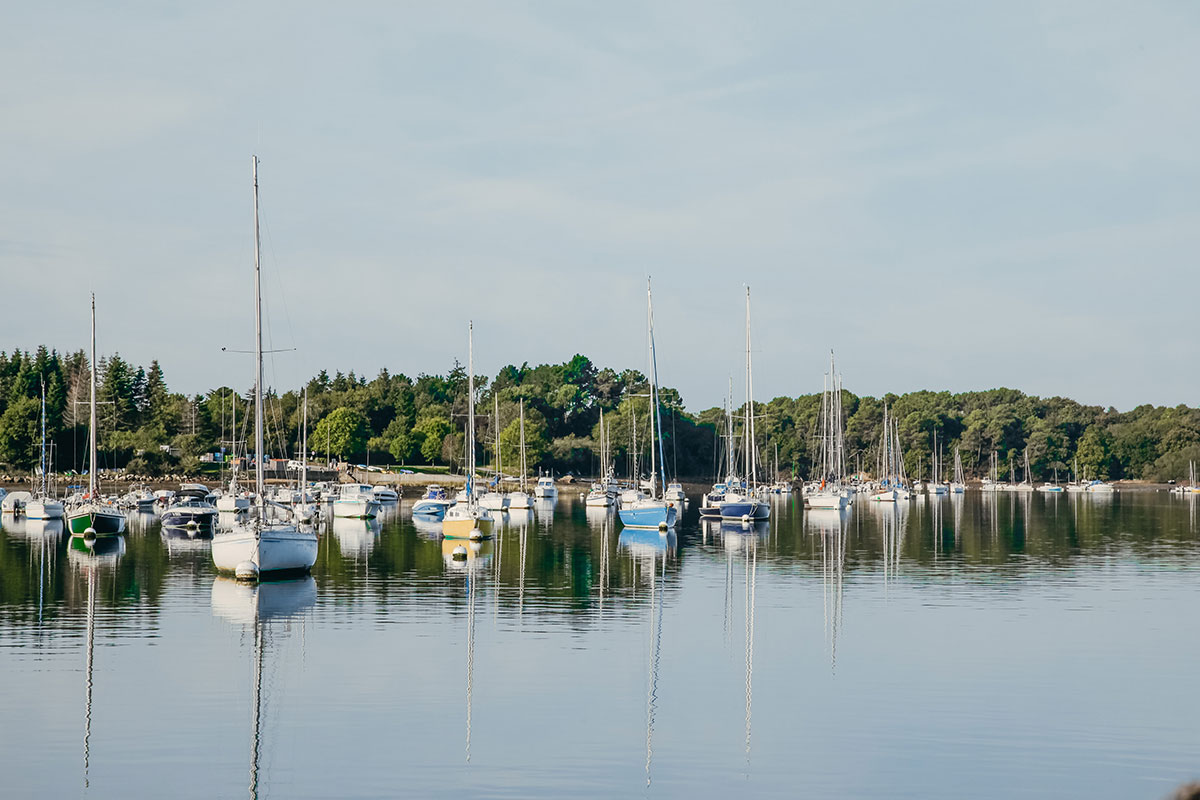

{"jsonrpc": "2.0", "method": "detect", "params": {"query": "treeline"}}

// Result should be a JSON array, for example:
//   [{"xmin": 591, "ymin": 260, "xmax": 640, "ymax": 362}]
[
  {"xmin": 1, "ymin": 346, "xmax": 1198, "ymax": 483},
  {"xmin": 724, "ymin": 388, "xmax": 1200, "ymax": 484}
]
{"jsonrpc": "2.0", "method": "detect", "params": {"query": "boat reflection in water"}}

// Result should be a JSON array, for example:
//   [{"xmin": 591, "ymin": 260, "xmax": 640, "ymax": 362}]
[
  {"xmin": 3, "ymin": 515, "xmax": 66, "ymax": 541},
  {"xmin": 330, "ymin": 516, "xmax": 381, "ymax": 560},
  {"xmin": 534, "ymin": 497, "xmax": 556, "ymax": 532},
  {"xmin": 211, "ymin": 577, "xmax": 317, "ymax": 800},
  {"xmin": 583, "ymin": 503, "xmax": 614, "ymax": 532},
  {"xmin": 160, "ymin": 522, "xmax": 213, "ymax": 560},
  {"xmin": 442, "ymin": 537, "xmax": 493, "ymax": 572},
  {"xmin": 617, "ymin": 527, "xmax": 676, "ymax": 787},
  {"xmin": 410, "ymin": 513, "xmax": 444, "ymax": 540},
  {"xmin": 68, "ymin": 533, "xmax": 125, "ymax": 789},
  {"xmin": 805, "ymin": 507, "xmax": 849, "ymax": 672},
  {"xmin": 442, "ymin": 537, "xmax": 491, "ymax": 763}
]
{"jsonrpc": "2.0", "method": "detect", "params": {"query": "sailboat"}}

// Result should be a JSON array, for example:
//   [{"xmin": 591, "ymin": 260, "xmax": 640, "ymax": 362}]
[
  {"xmin": 211, "ymin": 156, "xmax": 318, "ymax": 581},
  {"xmin": 718, "ymin": 287, "xmax": 770, "ymax": 521},
  {"xmin": 216, "ymin": 393, "xmax": 252, "ymax": 513},
  {"xmin": 444, "ymin": 322, "xmax": 493, "ymax": 539},
  {"xmin": 870, "ymin": 404, "xmax": 899, "ymax": 502},
  {"xmin": 66, "ymin": 296, "xmax": 126, "ymax": 537},
  {"xmin": 585, "ymin": 408, "xmax": 615, "ymax": 507},
  {"xmin": 949, "ymin": 447, "xmax": 966, "ymax": 493},
  {"xmin": 479, "ymin": 393, "xmax": 510, "ymax": 512},
  {"xmin": 508, "ymin": 399, "xmax": 534, "ymax": 510},
  {"xmin": 928, "ymin": 432, "xmax": 948, "ymax": 495},
  {"xmin": 1066, "ymin": 458, "xmax": 1088, "ymax": 493},
  {"xmin": 617, "ymin": 279, "xmax": 678, "ymax": 530},
  {"xmin": 1038, "ymin": 460, "xmax": 1064, "ymax": 493},
  {"xmin": 293, "ymin": 390, "xmax": 318, "ymax": 523},
  {"xmin": 700, "ymin": 386, "xmax": 738, "ymax": 517},
  {"xmin": 1015, "ymin": 448, "xmax": 1035, "ymax": 492},
  {"xmin": 807, "ymin": 351, "xmax": 851, "ymax": 510},
  {"xmin": 981, "ymin": 450, "xmax": 1001, "ymax": 492},
  {"xmin": 26, "ymin": 381, "xmax": 64, "ymax": 520}
]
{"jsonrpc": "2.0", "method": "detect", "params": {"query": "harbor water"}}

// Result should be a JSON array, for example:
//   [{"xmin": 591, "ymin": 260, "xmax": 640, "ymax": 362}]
[{"xmin": 1, "ymin": 489, "xmax": 1197, "ymax": 798}]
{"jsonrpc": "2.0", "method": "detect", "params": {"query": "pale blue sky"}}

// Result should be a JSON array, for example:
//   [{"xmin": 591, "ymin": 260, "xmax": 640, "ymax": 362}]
[{"xmin": 3, "ymin": 1, "xmax": 1197, "ymax": 411}]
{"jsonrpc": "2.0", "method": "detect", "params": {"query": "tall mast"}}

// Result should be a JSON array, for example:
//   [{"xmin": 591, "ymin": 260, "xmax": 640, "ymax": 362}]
[
  {"xmin": 520, "ymin": 399, "xmax": 527, "ymax": 491},
  {"xmin": 647, "ymin": 278, "xmax": 667, "ymax": 499},
  {"xmin": 598, "ymin": 409, "xmax": 605, "ymax": 478},
  {"xmin": 89, "ymin": 294, "xmax": 97, "ymax": 499},
  {"xmin": 467, "ymin": 321, "xmax": 475, "ymax": 511},
  {"xmin": 727, "ymin": 378, "xmax": 735, "ymax": 479},
  {"xmin": 39, "ymin": 380, "xmax": 47, "ymax": 496},
  {"xmin": 253, "ymin": 155, "xmax": 265, "ymax": 519},
  {"xmin": 494, "ymin": 392, "xmax": 500, "ymax": 481},
  {"xmin": 301, "ymin": 387, "xmax": 308, "ymax": 504},
  {"xmin": 745, "ymin": 287, "xmax": 757, "ymax": 489},
  {"xmin": 230, "ymin": 391, "xmax": 238, "ymax": 491}
]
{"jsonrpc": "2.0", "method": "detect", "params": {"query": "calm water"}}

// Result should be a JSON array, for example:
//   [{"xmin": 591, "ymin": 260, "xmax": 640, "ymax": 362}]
[{"xmin": 2, "ymin": 490, "xmax": 1199, "ymax": 798}]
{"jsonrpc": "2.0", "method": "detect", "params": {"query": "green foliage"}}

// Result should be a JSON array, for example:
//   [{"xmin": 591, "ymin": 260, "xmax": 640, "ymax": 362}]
[
  {"xmin": 498, "ymin": 412, "xmax": 548, "ymax": 473},
  {"xmin": 6, "ymin": 342, "xmax": 1200, "ymax": 484},
  {"xmin": 414, "ymin": 416, "xmax": 454, "ymax": 464},
  {"xmin": 0, "ymin": 396, "xmax": 39, "ymax": 468},
  {"xmin": 311, "ymin": 407, "xmax": 369, "ymax": 460}
]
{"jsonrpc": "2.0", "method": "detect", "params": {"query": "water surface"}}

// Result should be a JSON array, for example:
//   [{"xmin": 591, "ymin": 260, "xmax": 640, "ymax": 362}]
[{"xmin": 2, "ymin": 490, "xmax": 1198, "ymax": 798}]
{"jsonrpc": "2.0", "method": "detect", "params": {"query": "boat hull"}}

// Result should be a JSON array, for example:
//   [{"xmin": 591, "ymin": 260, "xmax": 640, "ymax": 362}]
[
  {"xmin": 412, "ymin": 499, "xmax": 450, "ymax": 517},
  {"xmin": 211, "ymin": 526, "xmax": 317, "ymax": 576},
  {"xmin": 333, "ymin": 499, "xmax": 380, "ymax": 518},
  {"xmin": 67, "ymin": 506, "xmax": 126, "ymax": 536},
  {"xmin": 479, "ymin": 493, "xmax": 510, "ymax": 511},
  {"xmin": 806, "ymin": 492, "xmax": 848, "ymax": 510},
  {"xmin": 618, "ymin": 502, "xmax": 678, "ymax": 529},
  {"xmin": 717, "ymin": 499, "xmax": 769, "ymax": 520},
  {"xmin": 25, "ymin": 500, "xmax": 65, "ymax": 520},
  {"xmin": 163, "ymin": 508, "xmax": 218, "ymax": 527},
  {"xmin": 442, "ymin": 510, "xmax": 492, "ymax": 539}
]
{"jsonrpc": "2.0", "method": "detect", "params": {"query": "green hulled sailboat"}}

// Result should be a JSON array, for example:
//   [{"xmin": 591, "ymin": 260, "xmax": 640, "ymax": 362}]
[{"xmin": 66, "ymin": 295, "xmax": 126, "ymax": 537}]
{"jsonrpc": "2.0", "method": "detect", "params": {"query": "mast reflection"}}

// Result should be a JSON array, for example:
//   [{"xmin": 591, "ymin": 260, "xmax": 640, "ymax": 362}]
[
  {"xmin": 68, "ymin": 533, "xmax": 125, "ymax": 789},
  {"xmin": 211, "ymin": 577, "xmax": 317, "ymax": 800}
]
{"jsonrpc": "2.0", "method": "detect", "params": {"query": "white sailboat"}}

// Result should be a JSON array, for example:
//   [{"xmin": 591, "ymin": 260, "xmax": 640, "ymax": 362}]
[
  {"xmin": 585, "ymin": 408, "xmax": 615, "ymax": 507},
  {"xmin": 981, "ymin": 450, "xmax": 1002, "ymax": 492},
  {"xmin": 870, "ymin": 404, "xmax": 899, "ymax": 502},
  {"xmin": 444, "ymin": 322, "xmax": 492, "ymax": 539},
  {"xmin": 66, "ymin": 296, "xmax": 126, "ymax": 537},
  {"xmin": 216, "ymin": 392, "xmax": 253, "ymax": 513},
  {"xmin": 928, "ymin": 432, "xmax": 948, "ymax": 495},
  {"xmin": 211, "ymin": 156, "xmax": 318, "ymax": 581},
  {"xmin": 293, "ymin": 390, "xmax": 319, "ymax": 523},
  {"xmin": 479, "ymin": 393, "xmax": 510, "ymax": 512},
  {"xmin": 1015, "ymin": 448, "xmax": 1035, "ymax": 492},
  {"xmin": 1066, "ymin": 458, "xmax": 1088, "ymax": 493},
  {"xmin": 26, "ymin": 381, "xmax": 64, "ymax": 520},
  {"xmin": 807, "ymin": 351, "xmax": 851, "ymax": 510},
  {"xmin": 949, "ymin": 447, "xmax": 966, "ymax": 493},
  {"xmin": 508, "ymin": 399, "xmax": 534, "ymax": 510}
]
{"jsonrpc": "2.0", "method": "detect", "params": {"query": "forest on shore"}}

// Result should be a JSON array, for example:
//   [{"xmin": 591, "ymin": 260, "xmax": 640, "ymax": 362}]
[{"xmin": 1, "ymin": 345, "xmax": 1198, "ymax": 484}]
